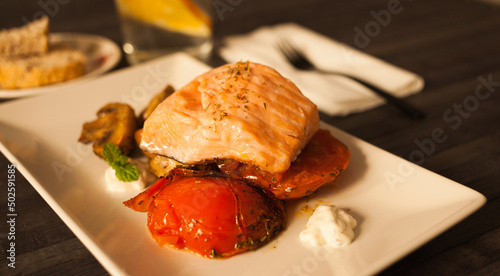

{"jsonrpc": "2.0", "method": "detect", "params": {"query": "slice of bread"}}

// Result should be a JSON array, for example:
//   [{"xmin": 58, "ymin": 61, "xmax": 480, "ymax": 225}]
[
  {"xmin": 0, "ymin": 16, "xmax": 49, "ymax": 57},
  {"xmin": 0, "ymin": 43, "xmax": 87, "ymax": 89}
]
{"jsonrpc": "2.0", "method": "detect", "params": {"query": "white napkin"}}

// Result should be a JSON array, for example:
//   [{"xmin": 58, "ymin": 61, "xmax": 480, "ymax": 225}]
[{"xmin": 219, "ymin": 23, "xmax": 425, "ymax": 116}]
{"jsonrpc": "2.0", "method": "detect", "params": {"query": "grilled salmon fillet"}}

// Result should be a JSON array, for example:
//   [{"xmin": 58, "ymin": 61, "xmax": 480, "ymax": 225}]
[{"xmin": 140, "ymin": 61, "xmax": 319, "ymax": 173}]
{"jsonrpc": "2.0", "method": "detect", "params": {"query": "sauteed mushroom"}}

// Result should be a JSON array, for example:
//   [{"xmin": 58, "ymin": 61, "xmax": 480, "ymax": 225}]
[{"xmin": 79, "ymin": 103, "xmax": 137, "ymax": 158}]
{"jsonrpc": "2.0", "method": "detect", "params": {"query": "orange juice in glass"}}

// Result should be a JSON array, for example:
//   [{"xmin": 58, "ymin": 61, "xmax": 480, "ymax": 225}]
[{"xmin": 114, "ymin": 0, "xmax": 213, "ymax": 64}]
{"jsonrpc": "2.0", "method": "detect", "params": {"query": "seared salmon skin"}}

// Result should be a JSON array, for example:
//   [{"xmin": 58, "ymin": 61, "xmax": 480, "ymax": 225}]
[{"xmin": 140, "ymin": 61, "xmax": 319, "ymax": 173}]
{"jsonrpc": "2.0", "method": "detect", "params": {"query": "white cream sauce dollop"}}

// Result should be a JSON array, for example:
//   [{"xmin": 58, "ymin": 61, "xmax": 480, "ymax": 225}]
[
  {"xmin": 104, "ymin": 159, "xmax": 156, "ymax": 193},
  {"xmin": 299, "ymin": 205, "xmax": 357, "ymax": 247},
  {"xmin": 105, "ymin": 167, "xmax": 145, "ymax": 192}
]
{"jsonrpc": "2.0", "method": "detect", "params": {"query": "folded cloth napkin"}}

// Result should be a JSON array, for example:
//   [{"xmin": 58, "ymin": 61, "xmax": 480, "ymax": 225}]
[{"xmin": 219, "ymin": 23, "xmax": 425, "ymax": 116}]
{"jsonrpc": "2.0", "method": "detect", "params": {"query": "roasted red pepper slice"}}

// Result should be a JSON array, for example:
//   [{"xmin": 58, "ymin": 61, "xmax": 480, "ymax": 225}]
[{"xmin": 218, "ymin": 129, "xmax": 350, "ymax": 199}]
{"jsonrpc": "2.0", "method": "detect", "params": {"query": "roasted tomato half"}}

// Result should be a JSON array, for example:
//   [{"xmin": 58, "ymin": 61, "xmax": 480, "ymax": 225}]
[
  {"xmin": 124, "ymin": 169, "xmax": 286, "ymax": 259},
  {"xmin": 218, "ymin": 129, "xmax": 350, "ymax": 199}
]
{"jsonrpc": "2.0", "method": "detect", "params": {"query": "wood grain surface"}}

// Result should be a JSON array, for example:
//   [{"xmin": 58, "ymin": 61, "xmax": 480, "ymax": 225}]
[{"xmin": 0, "ymin": 0, "xmax": 499, "ymax": 275}]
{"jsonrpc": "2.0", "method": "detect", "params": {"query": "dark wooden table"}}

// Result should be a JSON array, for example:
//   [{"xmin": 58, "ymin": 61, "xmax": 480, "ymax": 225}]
[{"xmin": 1, "ymin": 0, "xmax": 499, "ymax": 275}]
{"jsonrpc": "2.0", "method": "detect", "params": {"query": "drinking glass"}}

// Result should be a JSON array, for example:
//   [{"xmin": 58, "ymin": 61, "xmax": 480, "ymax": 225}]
[{"xmin": 114, "ymin": 0, "xmax": 213, "ymax": 64}]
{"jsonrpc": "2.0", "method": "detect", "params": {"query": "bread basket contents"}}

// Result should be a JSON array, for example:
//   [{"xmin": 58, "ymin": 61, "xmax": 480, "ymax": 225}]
[
  {"xmin": 0, "ymin": 16, "xmax": 87, "ymax": 89},
  {"xmin": 0, "ymin": 16, "xmax": 49, "ymax": 56},
  {"xmin": 79, "ymin": 61, "xmax": 351, "ymax": 259}
]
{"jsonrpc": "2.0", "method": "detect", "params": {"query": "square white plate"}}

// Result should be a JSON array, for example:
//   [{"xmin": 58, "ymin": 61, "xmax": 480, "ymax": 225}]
[{"xmin": 0, "ymin": 53, "xmax": 486, "ymax": 276}]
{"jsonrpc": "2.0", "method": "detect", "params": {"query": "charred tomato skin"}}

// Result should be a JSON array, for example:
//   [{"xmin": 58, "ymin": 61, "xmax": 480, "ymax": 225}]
[{"xmin": 124, "ymin": 169, "xmax": 286, "ymax": 259}]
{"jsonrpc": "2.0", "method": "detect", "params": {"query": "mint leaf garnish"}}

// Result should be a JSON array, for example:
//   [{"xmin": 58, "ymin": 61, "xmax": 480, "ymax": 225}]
[
  {"xmin": 103, "ymin": 142, "xmax": 123, "ymax": 164},
  {"xmin": 103, "ymin": 143, "xmax": 139, "ymax": 182},
  {"xmin": 115, "ymin": 162, "xmax": 140, "ymax": 182}
]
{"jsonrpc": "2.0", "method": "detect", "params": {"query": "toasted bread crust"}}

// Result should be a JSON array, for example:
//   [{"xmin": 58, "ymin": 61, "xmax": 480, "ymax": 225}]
[
  {"xmin": 0, "ymin": 17, "xmax": 89, "ymax": 89},
  {"xmin": 0, "ymin": 16, "xmax": 49, "ymax": 57},
  {"xmin": 0, "ymin": 45, "xmax": 86, "ymax": 89}
]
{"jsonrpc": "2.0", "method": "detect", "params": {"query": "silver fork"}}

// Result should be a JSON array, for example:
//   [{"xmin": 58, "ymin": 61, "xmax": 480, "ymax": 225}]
[{"xmin": 276, "ymin": 39, "xmax": 425, "ymax": 119}]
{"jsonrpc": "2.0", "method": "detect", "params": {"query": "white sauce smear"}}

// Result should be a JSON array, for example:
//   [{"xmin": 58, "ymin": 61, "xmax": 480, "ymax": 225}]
[
  {"xmin": 300, "ymin": 205, "xmax": 357, "ymax": 247},
  {"xmin": 104, "ymin": 159, "xmax": 156, "ymax": 193},
  {"xmin": 105, "ymin": 167, "xmax": 146, "ymax": 192}
]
